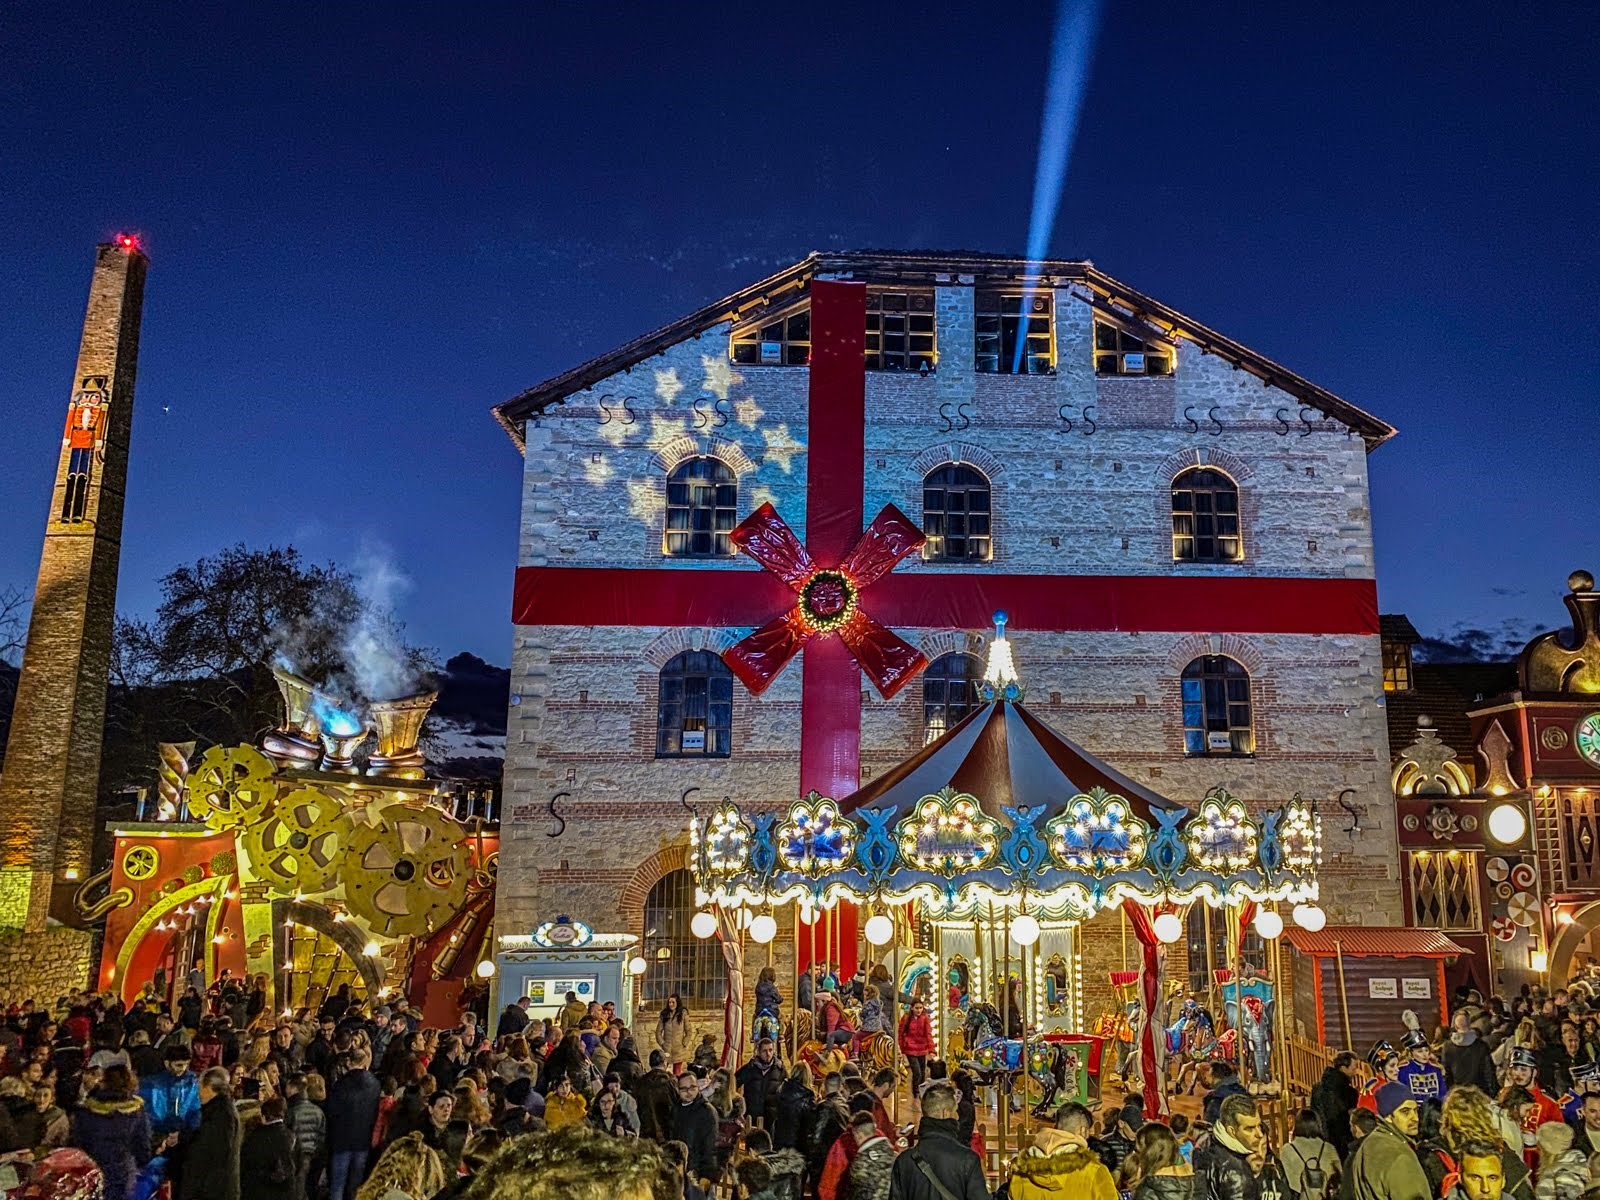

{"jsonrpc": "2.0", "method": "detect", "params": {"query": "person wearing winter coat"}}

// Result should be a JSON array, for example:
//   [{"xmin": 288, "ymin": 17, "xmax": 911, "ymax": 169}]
[
  {"xmin": 240, "ymin": 1096, "xmax": 300, "ymax": 1200},
  {"xmin": 1201, "ymin": 1062, "xmax": 1250, "ymax": 1126},
  {"xmin": 755, "ymin": 968, "xmax": 784, "ymax": 1024},
  {"xmin": 179, "ymin": 1068, "xmax": 241, "ymax": 1200},
  {"xmin": 544, "ymin": 1076, "xmax": 588, "ymax": 1130},
  {"xmin": 1310, "ymin": 1053, "xmax": 1362, "ymax": 1162},
  {"xmin": 284, "ymin": 1073, "xmax": 326, "ymax": 1200},
  {"xmin": 326, "ymin": 1048, "xmax": 381, "ymax": 1200},
  {"xmin": 736, "ymin": 1039, "xmax": 785, "ymax": 1127},
  {"xmin": 889, "ymin": 1084, "xmax": 989, "ymax": 1200},
  {"xmin": 1533, "ymin": 1121, "xmax": 1588, "ymax": 1200},
  {"xmin": 69, "ymin": 1065, "xmax": 158, "ymax": 1200},
  {"xmin": 1009, "ymin": 1101, "xmax": 1116, "ymax": 1200},
  {"xmin": 633, "ymin": 1055, "xmax": 678, "ymax": 1141},
  {"xmin": 847, "ymin": 1113, "xmax": 895, "ymax": 1200},
  {"xmin": 772, "ymin": 1067, "xmax": 816, "ymax": 1151},
  {"xmin": 674, "ymin": 1071, "xmax": 719, "ymax": 1184},
  {"xmin": 806, "ymin": 1075, "xmax": 851, "ymax": 1187},
  {"xmin": 1192, "ymin": 1094, "xmax": 1267, "ymax": 1200},
  {"xmin": 1277, "ymin": 1110, "xmax": 1339, "ymax": 1200},
  {"xmin": 1122, "ymin": 1123, "xmax": 1195, "ymax": 1200},
  {"xmin": 1344, "ymin": 1084, "xmax": 1430, "ymax": 1200},
  {"xmin": 897, "ymin": 1001, "xmax": 935, "ymax": 1095},
  {"xmin": 655, "ymin": 995, "xmax": 695, "ymax": 1073},
  {"xmin": 1445, "ymin": 1011, "xmax": 1501, "ymax": 1097},
  {"xmin": 139, "ymin": 1044, "xmax": 202, "ymax": 1135},
  {"xmin": 858, "ymin": 987, "xmax": 892, "ymax": 1037}
]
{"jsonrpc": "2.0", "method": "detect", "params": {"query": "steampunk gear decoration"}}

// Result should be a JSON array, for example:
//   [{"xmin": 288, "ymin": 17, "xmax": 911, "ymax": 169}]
[
  {"xmin": 241, "ymin": 787, "xmax": 354, "ymax": 896},
  {"xmin": 186, "ymin": 745, "xmax": 277, "ymax": 830},
  {"xmin": 344, "ymin": 803, "xmax": 471, "ymax": 938}
]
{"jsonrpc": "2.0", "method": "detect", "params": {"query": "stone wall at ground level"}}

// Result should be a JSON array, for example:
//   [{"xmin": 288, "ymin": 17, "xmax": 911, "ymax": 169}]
[{"xmin": 0, "ymin": 927, "xmax": 95, "ymax": 1004}]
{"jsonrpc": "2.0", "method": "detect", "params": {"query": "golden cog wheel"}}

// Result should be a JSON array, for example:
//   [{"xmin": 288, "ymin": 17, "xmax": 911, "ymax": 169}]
[
  {"xmin": 344, "ymin": 803, "xmax": 471, "ymax": 938},
  {"xmin": 469, "ymin": 850, "xmax": 498, "ymax": 894},
  {"xmin": 122, "ymin": 846, "xmax": 159, "ymax": 881},
  {"xmin": 186, "ymin": 745, "xmax": 277, "ymax": 830},
  {"xmin": 242, "ymin": 788, "xmax": 354, "ymax": 896}
]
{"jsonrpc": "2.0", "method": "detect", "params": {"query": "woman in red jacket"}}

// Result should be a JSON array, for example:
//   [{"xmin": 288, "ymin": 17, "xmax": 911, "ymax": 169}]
[{"xmin": 897, "ymin": 999, "xmax": 935, "ymax": 1094}]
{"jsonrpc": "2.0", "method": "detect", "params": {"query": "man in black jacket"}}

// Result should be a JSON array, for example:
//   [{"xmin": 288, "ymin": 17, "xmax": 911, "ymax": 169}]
[
  {"xmin": 1202, "ymin": 1061, "xmax": 1250, "ymax": 1126},
  {"xmin": 496, "ymin": 996, "xmax": 531, "ymax": 1040},
  {"xmin": 736, "ymin": 1038, "xmax": 785, "ymax": 1128},
  {"xmin": 888, "ymin": 1082, "xmax": 988, "ymax": 1200},
  {"xmin": 1442, "ymin": 1010, "xmax": 1498, "ymax": 1096},
  {"xmin": 179, "ymin": 1067, "xmax": 241, "ymax": 1200},
  {"xmin": 1310, "ymin": 1052, "xmax": 1361, "ymax": 1160},
  {"xmin": 633, "ymin": 1052, "xmax": 677, "ymax": 1141},
  {"xmin": 1193, "ymin": 1093, "xmax": 1263, "ymax": 1200},
  {"xmin": 326, "ymin": 1047, "xmax": 381, "ymax": 1200},
  {"xmin": 673, "ymin": 1071, "xmax": 719, "ymax": 1184}
]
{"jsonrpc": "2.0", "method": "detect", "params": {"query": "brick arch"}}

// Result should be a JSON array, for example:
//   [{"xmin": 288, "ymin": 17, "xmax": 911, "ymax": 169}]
[
  {"xmin": 1156, "ymin": 446, "xmax": 1255, "ymax": 485},
  {"xmin": 650, "ymin": 435, "xmax": 757, "ymax": 478},
  {"xmin": 641, "ymin": 627, "xmax": 740, "ymax": 669},
  {"xmin": 1165, "ymin": 633, "xmax": 1267, "ymax": 675},
  {"xmin": 618, "ymin": 842, "xmax": 691, "ymax": 932},
  {"xmin": 919, "ymin": 630, "xmax": 987, "ymax": 660},
  {"xmin": 909, "ymin": 441, "xmax": 1006, "ymax": 479}
]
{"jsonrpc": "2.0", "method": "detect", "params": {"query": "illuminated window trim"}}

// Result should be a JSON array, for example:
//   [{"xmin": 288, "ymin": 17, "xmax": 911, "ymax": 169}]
[
  {"xmin": 664, "ymin": 456, "xmax": 737, "ymax": 558},
  {"xmin": 1171, "ymin": 467, "xmax": 1243, "ymax": 564},
  {"xmin": 922, "ymin": 463, "xmax": 992, "ymax": 563},
  {"xmin": 922, "ymin": 652, "xmax": 984, "ymax": 743},
  {"xmin": 975, "ymin": 291, "xmax": 1054, "ymax": 375},
  {"xmin": 656, "ymin": 650, "xmax": 733, "ymax": 759},
  {"xmin": 1382, "ymin": 640, "xmax": 1413, "ymax": 693},
  {"xmin": 866, "ymin": 289, "xmax": 936, "ymax": 372},
  {"xmin": 1094, "ymin": 318, "xmax": 1175, "ymax": 377},
  {"xmin": 1181, "ymin": 655, "xmax": 1255, "ymax": 757},
  {"xmin": 731, "ymin": 301, "xmax": 810, "ymax": 366}
]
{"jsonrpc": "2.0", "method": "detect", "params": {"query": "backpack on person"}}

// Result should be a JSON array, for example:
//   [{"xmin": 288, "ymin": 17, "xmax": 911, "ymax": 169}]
[{"xmin": 1280, "ymin": 1143, "xmax": 1330, "ymax": 1200}]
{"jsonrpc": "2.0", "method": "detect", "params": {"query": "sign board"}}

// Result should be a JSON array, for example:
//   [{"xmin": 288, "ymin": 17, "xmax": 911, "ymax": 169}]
[
  {"xmin": 1207, "ymin": 732, "xmax": 1233, "ymax": 751},
  {"xmin": 1368, "ymin": 978, "xmax": 1398, "ymax": 999},
  {"xmin": 524, "ymin": 975, "xmax": 597, "ymax": 1012},
  {"xmin": 1123, "ymin": 352, "xmax": 1146, "ymax": 373},
  {"xmin": 1402, "ymin": 977, "xmax": 1431, "ymax": 1000},
  {"xmin": 681, "ymin": 730, "xmax": 706, "ymax": 751}
]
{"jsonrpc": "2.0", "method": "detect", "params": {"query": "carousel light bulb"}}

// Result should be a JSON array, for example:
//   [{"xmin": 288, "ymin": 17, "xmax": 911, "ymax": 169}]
[
  {"xmin": 1152, "ymin": 912, "xmax": 1184, "ymax": 944},
  {"xmin": 475, "ymin": 959, "xmax": 496, "ymax": 979},
  {"xmin": 1254, "ymin": 909, "xmax": 1285, "ymax": 940},
  {"xmin": 628, "ymin": 955, "xmax": 648, "ymax": 975},
  {"xmin": 864, "ymin": 915, "xmax": 894, "ymax": 946},
  {"xmin": 690, "ymin": 911, "xmax": 718, "ymax": 940},
  {"xmin": 1487, "ymin": 802, "xmax": 1527, "ymax": 846},
  {"xmin": 1010, "ymin": 914, "xmax": 1041, "ymax": 947},
  {"xmin": 749, "ymin": 914, "xmax": 777, "ymax": 944},
  {"xmin": 1292, "ymin": 903, "xmax": 1327, "ymax": 932}
]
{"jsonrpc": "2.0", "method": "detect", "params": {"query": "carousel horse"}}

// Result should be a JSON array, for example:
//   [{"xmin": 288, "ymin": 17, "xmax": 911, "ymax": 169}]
[
  {"xmin": 958, "ymin": 1002, "xmax": 1079, "ymax": 1117},
  {"xmin": 1164, "ymin": 998, "xmax": 1219, "ymax": 1094}
]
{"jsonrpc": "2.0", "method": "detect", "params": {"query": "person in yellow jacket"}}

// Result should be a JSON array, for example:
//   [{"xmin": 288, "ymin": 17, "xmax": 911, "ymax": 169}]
[
  {"xmin": 1008, "ymin": 1101, "xmax": 1118, "ymax": 1200},
  {"xmin": 558, "ymin": 991, "xmax": 588, "ymax": 1033},
  {"xmin": 544, "ymin": 1075, "xmax": 589, "ymax": 1130}
]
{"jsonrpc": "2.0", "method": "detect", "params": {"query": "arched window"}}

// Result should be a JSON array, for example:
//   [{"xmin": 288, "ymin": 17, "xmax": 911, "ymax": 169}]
[
  {"xmin": 664, "ymin": 457, "xmax": 738, "ymax": 558},
  {"xmin": 1185, "ymin": 904, "xmax": 1263, "ymax": 993},
  {"xmin": 923, "ymin": 652, "xmax": 983, "ymax": 742},
  {"xmin": 1171, "ymin": 468, "xmax": 1241, "ymax": 563},
  {"xmin": 656, "ymin": 650, "xmax": 733, "ymax": 758},
  {"xmin": 641, "ymin": 868, "xmax": 724, "ymax": 1004},
  {"xmin": 922, "ymin": 464, "xmax": 991, "ymax": 562},
  {"xmin": 1181, "ymin": 655, "xmax": 1254, "ymax": 756}
]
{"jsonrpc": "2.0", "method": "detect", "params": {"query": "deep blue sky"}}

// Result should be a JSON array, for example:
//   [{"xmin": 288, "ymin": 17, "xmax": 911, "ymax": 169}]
[{"xmin": 3, "ymin": 3, "xmax": 1595, "ymax": 665}]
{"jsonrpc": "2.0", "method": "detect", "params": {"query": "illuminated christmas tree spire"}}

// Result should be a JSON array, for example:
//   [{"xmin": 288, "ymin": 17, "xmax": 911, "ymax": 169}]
[{"xmin": 981, "ymin": 610, "xmax": 1023, "ymax": 701}]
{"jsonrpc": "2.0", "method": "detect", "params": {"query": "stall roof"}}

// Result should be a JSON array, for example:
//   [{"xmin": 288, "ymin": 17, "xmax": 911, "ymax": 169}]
[{"xmin": 1284, "ymin": 926, "xmax": 1469, "ymax": 958}]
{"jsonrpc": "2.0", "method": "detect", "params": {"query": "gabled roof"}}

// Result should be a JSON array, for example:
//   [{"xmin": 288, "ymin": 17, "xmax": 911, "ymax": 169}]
[
  {"xmin": 1285, "ymin": 926, "xmax": 1469, "ymax": 958},
  {"xmin": 491, "ymin": 250, "xmax": 1397, "ymax": 450}
]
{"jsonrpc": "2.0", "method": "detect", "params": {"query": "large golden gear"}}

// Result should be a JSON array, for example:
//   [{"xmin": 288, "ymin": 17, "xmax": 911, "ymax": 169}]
[
  {"xmin": 186, "ymin": 745, "xmax": 277, "ymax": 829},
  {"xmin": 344, "ymin": 803, "xmax": 471, "ymax": 938},
  {"xmin": 242, "ymin": 787, "xmax": 354, "ymax": 896}
]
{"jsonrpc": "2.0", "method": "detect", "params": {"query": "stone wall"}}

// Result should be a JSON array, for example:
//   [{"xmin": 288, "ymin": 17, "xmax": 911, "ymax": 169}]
[
  {"xmin": 0, "ymin": 927, "xmax": 95, "ymax": 1004},
  {"xmin": 501, "ymin": 276, "xmax": 1402, "ymax": 1020}
]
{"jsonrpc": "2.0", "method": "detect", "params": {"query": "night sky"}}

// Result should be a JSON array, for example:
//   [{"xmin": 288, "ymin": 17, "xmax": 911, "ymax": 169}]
[{"xmin": 3, "ymin": 3, "xmax": 1595, "ymax": 665}]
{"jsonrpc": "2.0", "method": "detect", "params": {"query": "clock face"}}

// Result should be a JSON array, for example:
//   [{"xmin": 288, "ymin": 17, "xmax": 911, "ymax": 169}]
[{"xmin": 1578, "ymin": 713, "xmax": 1600, "ymax": 768}]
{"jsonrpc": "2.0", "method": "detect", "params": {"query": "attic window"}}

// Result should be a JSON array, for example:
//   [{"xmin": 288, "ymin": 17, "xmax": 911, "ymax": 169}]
[
  {"xmin": 975, "ymin": 292, "xmax": 1053, "ymax": 374},
  {"xmin": 865, "ymin": 290, "xmax": 936, "ymax": 371},
  {"xmin": 1094, "ymin": 320, "xmax": 1173, "ymax": 376},
  {"xmin": 731, "ymin": 305, "xmax": 810, "ymax": 366},
  {"xmin": 1383, "ymin": 640, "xmax": 1413, "ymax": 693}
]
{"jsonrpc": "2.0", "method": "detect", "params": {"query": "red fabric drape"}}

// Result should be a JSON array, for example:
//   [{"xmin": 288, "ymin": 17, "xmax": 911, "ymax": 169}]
[
  {"xmin": 1237, "ymin": 900, "xmax": 1257, "ymax": 946},
  {"xmin": 716, "ymin": 908, "xmax": 746, "ymax": 1068},
  {"xmin": 1120, "ymin": 899, "xmax": 1167, "ymax": 1117}
]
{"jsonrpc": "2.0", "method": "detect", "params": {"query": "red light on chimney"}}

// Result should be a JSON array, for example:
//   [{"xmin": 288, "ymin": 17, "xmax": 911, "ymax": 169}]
[{"xmin": 117, "ymin": 234, "xmax": 137, "ymax": 251}]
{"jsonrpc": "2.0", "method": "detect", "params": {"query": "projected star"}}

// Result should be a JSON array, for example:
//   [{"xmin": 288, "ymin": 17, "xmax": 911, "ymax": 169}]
[
  {"xmin": 733, "ymin": 397, "xmax": 765, "ymax": 428},
  {"xmin": 653, "ymin": 367, "xmax": 685, "ymax": 405},
  {"xmin": 701, "ymin": 355, "xmax": 742, "ymax": 401},
  {"xmin": 761, "ymin": 423, "xmax": 803, "ymax": 473}
]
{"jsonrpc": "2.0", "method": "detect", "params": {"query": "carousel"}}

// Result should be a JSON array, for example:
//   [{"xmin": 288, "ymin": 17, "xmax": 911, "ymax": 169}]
[{"xmin": 688, "ymin": 616, "xmax": 1325, "ymax": 1145}]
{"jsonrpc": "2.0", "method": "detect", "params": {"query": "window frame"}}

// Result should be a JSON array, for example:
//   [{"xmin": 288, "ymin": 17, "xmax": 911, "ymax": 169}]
[
  {"xmin": 663, "ymin": 456, "xmax": 738, "ymax": 559},
  {"xmin": 640, "ymin": 868, "xmax": 726, "ymax": 1005},
  {"xmin": 1382, "ymin": 640, "xmax": 1414, "ymax": 693},
  {"xmin": 1093, "ymin": 318, "xmax": 1175, "ymax": 377},
  {"xmin": 655, "ymin": 649, "xmax": 734, "ymax": 759},
  {"xmin": 921, "ymin": 463, "xmax": 993, "ymax": 563},
  {"xmin": 1181, "ymin": 655, "xmax": 1255, "ymax": 757},
  {"xmin": 865, "ymin": 289, "xmax": 937, "ymax": 372},
  {"xmin": 975, "ymin": 290, "xmax": 1054, "ymax": 375},
  {"xmin": 1171, "ymin": 467, "xmax": 1243, "ymax": 564},
  {"xmin": 922, "ymin": 652, "xmax": 984, "ymax": 743},
  {"xmin": 1406, "ymin": 850, "xmax": 1480, "ymax": 931},
  {"xmin": 1185, "ymin": 905, "xmax": 1265, "ymax": 994},
  {"xmin": 730, "ymin": 302, "xmax": 811, "ymax": 366}
]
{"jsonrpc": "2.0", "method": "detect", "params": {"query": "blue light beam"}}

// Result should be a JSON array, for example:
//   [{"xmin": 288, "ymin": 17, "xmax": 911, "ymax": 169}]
[{"xmin": 1014, "ymin": 0, "xmax": 1104, "ymax": 373}]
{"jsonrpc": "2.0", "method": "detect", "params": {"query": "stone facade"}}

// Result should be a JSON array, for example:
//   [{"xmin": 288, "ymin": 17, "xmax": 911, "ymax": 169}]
[
  {"xmin": 0, "ymin": 243, "xmax": 146, "ymax": 931},
  {"xmin": 0, "ymin": 928, "xmax": 95, "ymax": 1005},
  {"xmin": 497, "ymin": 257, "xmax": 1401, "ymax": 1024}
]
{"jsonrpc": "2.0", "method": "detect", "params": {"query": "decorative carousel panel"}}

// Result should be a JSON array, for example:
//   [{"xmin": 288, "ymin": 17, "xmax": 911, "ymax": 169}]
[
  {"xmin": 1185, "ymin": 791, "xmax": 1259, "ymax": 873},
  {"xmin": 777, "ymin": 793, "xmax": 856, "ymax": 876},
  {"xmin": 1044, "ymin": 790, "xmax": 1149, "ymax": 875},
  {"xmin": 1277, "ymin": 799, "xmax": 1321, "ymax": 872},
  {"xmin": 698, "ymin": 802, "xmax": 751, "ymax": 875},
  {"xmin": 896, "ymin": 789, "xmax": 999, "ymax": 875}
]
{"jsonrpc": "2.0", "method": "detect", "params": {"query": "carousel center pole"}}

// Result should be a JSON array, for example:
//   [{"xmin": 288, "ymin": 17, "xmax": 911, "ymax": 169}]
[{"xmin": 792, "ymin": 903, "xmax": 802, "ymax": 1064}]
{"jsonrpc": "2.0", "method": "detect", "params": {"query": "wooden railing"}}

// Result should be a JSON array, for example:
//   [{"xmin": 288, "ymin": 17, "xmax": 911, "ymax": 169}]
[{"xmin": 1282, "ymin": 1034, "xmax": 1369, "ymax": 1107}]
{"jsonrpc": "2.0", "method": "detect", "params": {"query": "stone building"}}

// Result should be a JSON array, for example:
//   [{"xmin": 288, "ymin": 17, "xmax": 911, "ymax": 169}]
[{"xmin": 489, "ymin": 250, "xmax": 1402, "ymax": 1029}]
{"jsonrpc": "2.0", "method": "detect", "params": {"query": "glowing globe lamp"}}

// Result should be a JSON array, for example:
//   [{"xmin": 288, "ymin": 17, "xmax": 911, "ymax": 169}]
[
  {"xmin": 1487, "ymin": 802, "xmax": 1528, "ymax": 846},
  {"xmin": 690, "ymin": 911, "xmax": 718, "ymax": 940},
  {"xmin": 1152, "ymin": 912, "xmax": 1183, "ymax": 944},
  {"xmin": 475, "ymin": 959, "xmax": 496, "ymax": 979},
  {"xmin": 1292, "ymin": 903, "xmax": 1327, "ymax": 932},
  {"xmin": 1254, "ymin": 909, "xmax": 1285, "ymax": 940},
  {"xmin": 749, "ymin": 914, "xmax": 777, "ymax": 944},
  {"xmin": 864, "ymin": 914, "xmax": 894, "ymax": 946},
  {"xmin": 1010, "ymin": 913, "xmax": 1041, "ymax": 947},
  {"xmin": 628, "ymin": 955, "xmax": 648, "ymax": 976}
]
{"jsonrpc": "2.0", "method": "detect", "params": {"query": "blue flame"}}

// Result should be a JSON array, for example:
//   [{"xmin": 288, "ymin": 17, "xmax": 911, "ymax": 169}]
[
  {"xmin": 1014, "ymin": 0, "xmax": 1104, "ymax": 372},
  {"xmin": 310, "ymin": 693, "xmax": 363, "ymax": 737}
]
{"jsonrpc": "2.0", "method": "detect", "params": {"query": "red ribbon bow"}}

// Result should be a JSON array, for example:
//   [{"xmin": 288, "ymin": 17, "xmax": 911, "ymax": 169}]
[{"xmin": 723, "ymin": 501, "xmax": 928, "ymax": 698}]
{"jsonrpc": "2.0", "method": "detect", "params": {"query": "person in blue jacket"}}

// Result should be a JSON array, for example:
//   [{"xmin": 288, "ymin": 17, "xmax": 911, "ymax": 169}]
[
  {"xmin": 1396, "ymin": 1027, "xmax": 1447, "ymax": 1101},
  {"xmin": 138, "ymin": 1044, "xmax": 201, "ymax": 1135}
]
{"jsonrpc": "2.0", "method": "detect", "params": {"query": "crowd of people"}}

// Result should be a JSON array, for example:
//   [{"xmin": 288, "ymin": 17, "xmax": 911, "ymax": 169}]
[{"xmin": 6, "ymin": 967, "xmax": 1600, "ymax": 1200}]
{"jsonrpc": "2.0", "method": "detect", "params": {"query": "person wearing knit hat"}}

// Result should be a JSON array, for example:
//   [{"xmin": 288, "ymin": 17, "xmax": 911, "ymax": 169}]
[
  {"xmin": 1347, "ymin": 1083, "xmax": 1429, "ymax": 1197},
  {"xmin": 1535, "ymin": 1121, "xmax": 1588, "ymax": 1200}
]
